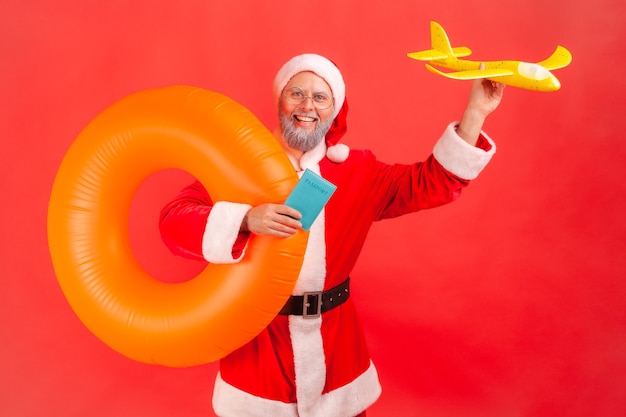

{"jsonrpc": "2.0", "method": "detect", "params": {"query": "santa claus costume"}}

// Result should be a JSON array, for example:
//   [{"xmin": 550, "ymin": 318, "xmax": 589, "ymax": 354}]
[{"xmin": 159, "ymin": 54, "xmax": 496, "ymax": 417}]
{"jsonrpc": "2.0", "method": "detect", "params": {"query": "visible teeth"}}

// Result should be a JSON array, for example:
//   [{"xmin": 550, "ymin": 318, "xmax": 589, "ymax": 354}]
[{"xmin": 295, "ymin": 115, "xmax": 315, "ymax": 122}]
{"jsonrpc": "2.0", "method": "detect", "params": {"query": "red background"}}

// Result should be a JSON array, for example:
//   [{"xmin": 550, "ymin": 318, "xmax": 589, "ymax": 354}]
[{"xmin": 2, "ymin": 1, "xmax": 625, "ymax": 416}]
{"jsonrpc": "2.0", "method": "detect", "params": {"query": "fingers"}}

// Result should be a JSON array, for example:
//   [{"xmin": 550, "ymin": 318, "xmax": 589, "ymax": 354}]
[
  {"xmin": 275, "ymin": 204, "xmax": 302, "ymax": 221},
  {"xmin": 246, "ymin": 204, "xmax": 302, "ymax": 237},
  {"xmin": 493, "ymin": 81, "xmax": 506, "ymax": 94},
  {"xmin": 476, "ymin": 62, "xmax": 505, "ymax": 94}
]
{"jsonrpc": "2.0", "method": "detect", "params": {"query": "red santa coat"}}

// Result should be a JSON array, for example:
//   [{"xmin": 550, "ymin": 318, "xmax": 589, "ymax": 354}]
[{"xmin": 159, "ymin": 123, "xmax": 496, "ymax": 417}]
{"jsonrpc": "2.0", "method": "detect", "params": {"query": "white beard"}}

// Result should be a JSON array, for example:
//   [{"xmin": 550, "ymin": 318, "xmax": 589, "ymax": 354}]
[{"xmin": 279, "ymin": 110, "xmax": 333, "ymax": 153}]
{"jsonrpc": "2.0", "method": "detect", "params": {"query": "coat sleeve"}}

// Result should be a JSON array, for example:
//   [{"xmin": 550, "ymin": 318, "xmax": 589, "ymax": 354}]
[
  {"xmin": 159, "ymin": 180, "xmax": 252, "ymax": 263},
  {"xmin": 433, "ymin": 122, "xmax": 495, "ymax": 180},
  {"xmin": 372, "ymin": 123, "xmax": 496, "ymax": 220}
]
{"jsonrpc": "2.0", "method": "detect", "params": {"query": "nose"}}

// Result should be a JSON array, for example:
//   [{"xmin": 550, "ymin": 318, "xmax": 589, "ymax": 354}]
[{"xmin": 299, "ymin": 95, "xmax": 316, "ymax": 110}]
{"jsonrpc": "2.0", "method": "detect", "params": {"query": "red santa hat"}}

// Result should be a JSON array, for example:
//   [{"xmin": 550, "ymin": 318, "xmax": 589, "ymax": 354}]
[{"xmin": 273, "ymin": 53, "xmax": 350, "ymax": 163}]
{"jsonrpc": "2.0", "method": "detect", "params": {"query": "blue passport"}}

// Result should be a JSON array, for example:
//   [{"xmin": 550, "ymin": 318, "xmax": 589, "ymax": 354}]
[{"xmin": 285, "ymin": 169, "xmax": 337, "ymax": 231}]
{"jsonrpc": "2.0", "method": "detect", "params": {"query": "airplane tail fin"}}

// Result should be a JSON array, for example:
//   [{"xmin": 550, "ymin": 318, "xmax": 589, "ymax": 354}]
[
  {"xmin": 407, "ymin": 21, "xmax": 472, "ymax": 61},
  {"xmin": 430, "ymin": 21, "xmax": 455, "ymax": 58}
]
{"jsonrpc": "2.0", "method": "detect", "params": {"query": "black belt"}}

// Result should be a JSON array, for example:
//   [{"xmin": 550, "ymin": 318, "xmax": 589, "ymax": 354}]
[{"xmin": 278, "ymin": 277, "xmax": 350, "ymax": 318}]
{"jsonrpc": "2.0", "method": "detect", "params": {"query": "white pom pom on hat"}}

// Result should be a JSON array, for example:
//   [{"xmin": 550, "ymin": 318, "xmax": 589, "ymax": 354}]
[
  {"xmin": 273, "ymin": 53, "xmax": 350, "ymax": 163},
  {"xmin": 325, "ymin": 142, "xmax": 350, "ymax": 162}
]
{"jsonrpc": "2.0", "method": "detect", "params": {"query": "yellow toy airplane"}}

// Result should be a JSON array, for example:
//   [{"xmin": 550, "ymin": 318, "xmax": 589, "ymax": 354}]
[{"xmin": 407, "ymin": 21, "xmax": 572, "ymax": 92}]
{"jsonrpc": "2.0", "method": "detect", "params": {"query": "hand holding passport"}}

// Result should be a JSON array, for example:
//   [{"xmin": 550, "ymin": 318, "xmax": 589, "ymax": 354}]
[{"xmin": 284, "ymin": 169, "xmax": 337, "ymax": 231}]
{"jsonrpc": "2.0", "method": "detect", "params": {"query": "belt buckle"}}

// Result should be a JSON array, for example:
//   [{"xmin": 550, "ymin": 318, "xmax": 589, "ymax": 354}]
[{"xmin": 302, "ymin": 291, "xmax": 322, "ymax": 319}]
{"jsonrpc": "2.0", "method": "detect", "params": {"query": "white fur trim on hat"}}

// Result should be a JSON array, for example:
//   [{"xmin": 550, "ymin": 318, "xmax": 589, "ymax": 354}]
[{"xmin": 273, "ymin": 54, "xmax": 345, "ymax": 119}]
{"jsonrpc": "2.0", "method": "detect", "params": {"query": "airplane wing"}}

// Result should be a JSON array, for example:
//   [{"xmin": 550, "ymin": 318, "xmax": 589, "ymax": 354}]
[
  {"xmin": 425, "ymin": 64, "xmax": 514, "ymax": 80},
  {"xmin": 537, "ymin": 45, "xmax": 572, "ymax": 70},
  {"xmin": 407, "ymin": 46, "xmax": 473, "ymax": 61}
]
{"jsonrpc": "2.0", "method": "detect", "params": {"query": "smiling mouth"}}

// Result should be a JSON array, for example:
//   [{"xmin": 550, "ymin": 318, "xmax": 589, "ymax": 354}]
[{"xmin": 294, "ymin": 114, "xmax": 317, "ymax": 123}]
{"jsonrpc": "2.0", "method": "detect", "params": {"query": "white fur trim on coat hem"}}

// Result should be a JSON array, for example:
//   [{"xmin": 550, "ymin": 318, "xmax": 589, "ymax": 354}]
[
  {"xmin": 433, "ymin": 122, "xmax": 496, "ymax": 180},
  {"xmin": 212, "ymin": 371, "xmax": 298, "ymax": 417},
  {"xmin": 202, "ymin": 201, "xmax": 251, "ymax": 263},
  {"xmin": 212, "ymin": 362, "xmax": 382, "ymax": 417}
]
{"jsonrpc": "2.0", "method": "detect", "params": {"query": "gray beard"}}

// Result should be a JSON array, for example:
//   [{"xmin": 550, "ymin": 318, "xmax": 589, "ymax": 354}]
[{"xmin": 279, "ymin": 110, "xmax": 333, "ymax": 153}]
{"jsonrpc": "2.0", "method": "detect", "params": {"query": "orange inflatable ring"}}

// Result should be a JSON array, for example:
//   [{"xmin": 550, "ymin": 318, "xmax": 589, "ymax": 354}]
[{"xmin": 47, "ymin": 86, "xmax": 308, "ymax": 367}]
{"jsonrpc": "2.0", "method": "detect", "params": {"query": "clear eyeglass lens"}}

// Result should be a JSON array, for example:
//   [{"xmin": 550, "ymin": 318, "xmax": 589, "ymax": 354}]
[{"xmin": 285, "ymin": 87, "xmax": 333, "ymax": 109}]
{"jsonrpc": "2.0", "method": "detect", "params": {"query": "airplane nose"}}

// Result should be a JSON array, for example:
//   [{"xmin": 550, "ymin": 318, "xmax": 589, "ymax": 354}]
[{"xmin": 549, "ymin": 76, "xmax": 561, "ymax": 92}]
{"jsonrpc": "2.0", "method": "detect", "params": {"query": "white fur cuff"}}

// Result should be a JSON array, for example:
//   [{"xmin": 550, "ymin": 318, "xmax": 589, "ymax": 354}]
[
  {"xmin": 433, "ymin": 122, "xmax": 496, "ymax": 180},
  {"xmin": 202, "ymin": 201, "xmax": 251, "ymax": 264}
]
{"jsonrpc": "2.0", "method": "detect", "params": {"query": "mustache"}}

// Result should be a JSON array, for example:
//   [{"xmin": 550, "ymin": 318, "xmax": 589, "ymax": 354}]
[{"xmin": 292, "ymin": 110, "xmax": 319, "ymax": 119}]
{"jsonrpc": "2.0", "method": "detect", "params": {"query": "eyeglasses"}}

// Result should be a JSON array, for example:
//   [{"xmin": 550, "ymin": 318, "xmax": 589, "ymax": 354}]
[{"xmin": 283, "ymin": 87, "xmax": 334, "ymax": 110}]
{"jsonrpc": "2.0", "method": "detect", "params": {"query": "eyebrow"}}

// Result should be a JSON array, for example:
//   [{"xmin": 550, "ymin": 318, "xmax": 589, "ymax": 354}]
[{"xmin": 288, "ymin": 86, "xmax": 331, "ymax": 95}]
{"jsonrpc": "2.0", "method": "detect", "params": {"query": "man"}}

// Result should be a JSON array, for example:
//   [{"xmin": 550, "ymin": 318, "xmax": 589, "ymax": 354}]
[{"xmin": 160, "ymin": 53, "xmax": 504, "ymax": 417}]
